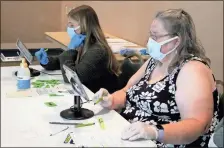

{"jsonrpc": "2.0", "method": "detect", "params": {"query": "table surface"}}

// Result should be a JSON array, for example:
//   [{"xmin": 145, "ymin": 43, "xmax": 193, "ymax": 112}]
[
  {"xmin": 45, "ymin": 32, "xmax": 149, "ymax": 62},
  {"xmin": 1, "ymin": 65, "xmax": 156, "ymax": 147}
]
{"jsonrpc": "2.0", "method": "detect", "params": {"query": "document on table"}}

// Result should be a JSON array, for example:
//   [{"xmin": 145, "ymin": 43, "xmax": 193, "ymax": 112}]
[
  {"xmin": 108, "ymin": 42, "xmax": 138, "ymax": 47},
  {"xmin": 109, "ymin": 45, "xmax": 125, "ymax": 53},
  {"xmin": 108, "ymin": 42, "xmax": 139, "ymax": 53},
  {"xmin": 1, "ymin": 53, "xmax": 21, "ymax": 62},
  {"xmin": 5, "ymin": 87, "xmax": 77, "ymax": 98},
  {"xmin": 72, "ymin": 131, "xmax": 156, "ymax": 147}
]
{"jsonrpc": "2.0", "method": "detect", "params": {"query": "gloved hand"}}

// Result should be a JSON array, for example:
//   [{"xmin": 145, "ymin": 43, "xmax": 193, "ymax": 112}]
[
  {"xmin": 34, "ymin": 48, "xmax": 49, "ymax": 65},
  {"xmin": 121, "ymin": 121, "xmax": 158, "ymax": 141},
  {"xmin": 68, "ymin": 34, "xmax": 86, "ymax": 50},
  {"xmin": 120, "ymin": 48, "xmax": 135, "ymax": 57},
  {"xmin": 93, "ymin": 88, "xmax": 113, "ymax": 108},
  {"xmin": 139, "ymin": 49, "xmax": 149, "ymax": 55}
]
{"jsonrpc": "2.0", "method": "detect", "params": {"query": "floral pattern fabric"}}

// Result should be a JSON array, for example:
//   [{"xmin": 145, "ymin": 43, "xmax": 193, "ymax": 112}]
[{"xmin": 120, "ymin": 56, "xmax": 221, "ymax": 148}]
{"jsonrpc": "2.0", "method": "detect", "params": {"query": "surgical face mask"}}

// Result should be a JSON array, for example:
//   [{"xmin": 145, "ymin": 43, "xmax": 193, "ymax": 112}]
[
  {"xmin": 67, "ymin": 26, "xmax": 80, "ymax": 39},
  {"xmin": 147, "ymin": 36, "xmax": 178, "ymax": 61}
]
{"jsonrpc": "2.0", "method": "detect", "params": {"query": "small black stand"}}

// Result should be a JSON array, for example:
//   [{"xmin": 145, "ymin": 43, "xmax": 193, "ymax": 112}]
[
  {"xmin": 60, "ymin": 96, "xmax": 94, "ymax": 120},
  {"xmin": 14, "ymin": 59, "xmax": 40, "ymax": 77},
  {"xmin": 14, "ymin": 67, "xmax": 40, "ymax": 77}
]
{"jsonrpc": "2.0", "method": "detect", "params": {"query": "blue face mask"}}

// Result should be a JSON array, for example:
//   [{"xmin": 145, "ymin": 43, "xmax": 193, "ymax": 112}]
[
  {"xmin": 147, "ymin": 36, "xmax": 178, "ymax": 61},
  {"xmin": 67, "ymin": 26, "xmax": 80, "ymax": 39}
]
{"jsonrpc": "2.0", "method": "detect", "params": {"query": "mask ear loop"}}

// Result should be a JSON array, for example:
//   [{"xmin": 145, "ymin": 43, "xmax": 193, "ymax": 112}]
[
  {"xmin": 159, "ymin": 36, "xmax": 179, "ymax": 45},
  {"xmin": 162, "ymin": 36, "xmax": 179, "ymax": 55},
  {"xmin": 74, "ymin": 26, "xmax": 80, "ymax": 31}
]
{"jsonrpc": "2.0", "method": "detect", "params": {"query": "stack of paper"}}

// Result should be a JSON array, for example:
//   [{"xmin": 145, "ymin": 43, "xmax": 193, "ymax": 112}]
[{"xmin": 106, "ymin": 38, "xmax": 139, "ymax": 53}]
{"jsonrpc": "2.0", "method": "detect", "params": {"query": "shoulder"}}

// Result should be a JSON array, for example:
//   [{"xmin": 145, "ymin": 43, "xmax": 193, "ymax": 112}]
[
  {"xmin": 179, "ymin": 60, "xmax": 212, "ymax": 77},
  {"xmin": 87, "ymin": 43, "xmax": 108, "ymax": 57},
  {"xmin": 177, "ymin": 60, "xmax": 215, "ymax": 89},
  {"xmin": 62, "ymin": 49, "xmax": 77, "ymax": 54}
]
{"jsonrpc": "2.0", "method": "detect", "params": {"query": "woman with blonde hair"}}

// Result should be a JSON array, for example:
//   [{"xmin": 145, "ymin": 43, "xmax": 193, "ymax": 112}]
[
  {"xmin": 93, "ymin": 9, "xmax": 221, "ymax": 147},
  {"xmin": 35, "ymin": 5, "xmax": 120, "ymax": 93}
]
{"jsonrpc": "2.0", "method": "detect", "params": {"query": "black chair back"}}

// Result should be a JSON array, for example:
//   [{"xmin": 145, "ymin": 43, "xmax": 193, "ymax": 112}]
[{"xmin": 118, "ymin": 53, "xmax": 144, "ymax": 89}]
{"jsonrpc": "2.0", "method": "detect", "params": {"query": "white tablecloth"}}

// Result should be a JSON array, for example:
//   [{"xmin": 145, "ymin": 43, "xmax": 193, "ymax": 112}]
[{"xmin": 1, "ymin": 65, "xmax": 156, "ymax": 147}]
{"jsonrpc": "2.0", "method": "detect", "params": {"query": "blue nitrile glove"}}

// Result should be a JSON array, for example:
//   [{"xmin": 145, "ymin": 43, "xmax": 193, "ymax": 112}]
[
  {"xmin": 68, "ymin": 34, "xmax": 86, "ymax": 50},
  {"xmin": 34, "ymin": 48, "xmax": 49, "ymax": 65},
  {"xmin": 120, "ymin": 48, "xmax": 135, "ymax": 57},
  {"xmin": 139, "ymin": 49, "xmax": 149, "ymax": 55}
]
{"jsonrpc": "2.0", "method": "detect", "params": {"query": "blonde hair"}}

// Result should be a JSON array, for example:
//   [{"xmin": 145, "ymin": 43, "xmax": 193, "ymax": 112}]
[
  {"xmin": 155, "ymin": 9, "xmax": 210, "ymax": 73},
  {"xmin": 68, "ymin": 5, "xmax": 120, "ymax": 76}
]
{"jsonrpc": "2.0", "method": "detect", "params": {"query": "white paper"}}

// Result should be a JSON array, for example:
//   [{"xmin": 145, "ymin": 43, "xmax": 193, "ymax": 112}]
[
  {"xmin": 5, "ymin": 86, "xmax": 77, "ymax": 98},
  {"xmin": 1, "ymin": 53, "xmax": 21, "ymax": 62},
  {"xmin": 109, "ymin": 45, "xmax": 125, "ymax": 53},
  {"xmin": 72, "ymin": 131, "xmax": 156, "ymax": 147}
]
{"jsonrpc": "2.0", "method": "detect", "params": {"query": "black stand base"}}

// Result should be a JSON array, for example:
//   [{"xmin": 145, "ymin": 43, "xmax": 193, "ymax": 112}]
[
  {"xmin": 60, "ymin": 108, "xmax": 94, "ymax": 120},
  {"xmin": 15, "ymin": 67, "xmax": 40, "ymax": 77}
]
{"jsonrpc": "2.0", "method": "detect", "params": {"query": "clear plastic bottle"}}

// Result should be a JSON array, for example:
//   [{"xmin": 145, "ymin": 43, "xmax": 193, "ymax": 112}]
[{"xmin": 17, "ymin": 58, "xmax": 31, "ymax": 90}]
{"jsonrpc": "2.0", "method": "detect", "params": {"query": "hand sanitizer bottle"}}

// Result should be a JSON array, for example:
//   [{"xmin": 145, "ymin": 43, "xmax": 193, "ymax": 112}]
[{"xmin": 17, "ymin": 58, "xmax": 31, "ymax": 90}]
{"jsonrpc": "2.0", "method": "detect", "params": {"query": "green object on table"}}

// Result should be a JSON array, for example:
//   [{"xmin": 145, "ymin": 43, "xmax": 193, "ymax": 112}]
[
  {"xmin": 75, "ymin": 122, "xmax": 95, "ymax": 128},
  {"xmin": 32, "ymin": 79, "xmax": 61, "ymax": 88},
  {"xmin": 45, "ymin": 48, "xmax": 48, "ymax": 52},
  {"xmin": 98, "ymin": 118, "xmax": 105, "ymax": 129},
  {"xmin": 45, "ymin": 85, "xmax": 50, "ymax": 88},
  {"xmin": 49, "ymin": 93, "xmax": 64, "ymax": 97},
  {"xmin": 64, "ymin": 132, "xmax": 72, "ymax": 144},
  {"xmin": 45, "ymin": 102, "xmax": 57, "ymax": 107},
  {"xmin": 51, "ymin": 84, "xmax": 56, "ymax": 88}
]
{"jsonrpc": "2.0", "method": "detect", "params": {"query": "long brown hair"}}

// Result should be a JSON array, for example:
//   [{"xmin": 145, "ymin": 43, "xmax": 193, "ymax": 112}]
[
  {"xmin": 68, "ymin": 5, "xmax": 120, "ymax": 76},
  {"xmin": 155, "ymin": 9, "xmax": 210, "ymax": 73}
]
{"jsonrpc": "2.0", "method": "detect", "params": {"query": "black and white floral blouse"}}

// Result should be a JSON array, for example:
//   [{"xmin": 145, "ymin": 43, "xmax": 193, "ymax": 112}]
[{"xmin": 120, "ymin": 55, "xmax": 221, "ymax": 147}]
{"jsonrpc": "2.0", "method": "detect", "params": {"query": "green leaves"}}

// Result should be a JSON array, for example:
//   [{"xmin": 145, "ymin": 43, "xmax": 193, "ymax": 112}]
[{"xmin": 32, "ymin": 79, "xmax": 61, "ymax": 88}]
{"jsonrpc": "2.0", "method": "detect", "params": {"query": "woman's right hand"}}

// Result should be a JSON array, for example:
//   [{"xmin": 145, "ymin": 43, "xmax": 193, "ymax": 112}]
[
  {"xmin": 93, "ymin": 88, "xmax": 127, "ymax": 109},
  {"xmin": 93, "ymin": 88, "xmax": 113, "ymax": 108}
]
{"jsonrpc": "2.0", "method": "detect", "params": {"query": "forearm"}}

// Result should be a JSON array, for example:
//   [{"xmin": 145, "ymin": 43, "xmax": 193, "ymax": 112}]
[
  {"xmin": 110, "ymin": 89, "xmax": 126, "ymax": 110},
  {"xmin": 40, "ymin": 57, "xmax": 60, "ymax": 70},
  {"xmin": 161, "ymin": 119, "xmax": 206, "ymax": 144}
]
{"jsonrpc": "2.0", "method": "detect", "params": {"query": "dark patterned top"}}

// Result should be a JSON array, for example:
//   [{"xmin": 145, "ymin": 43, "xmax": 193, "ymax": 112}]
[{"xmin": 120, "ymin": 55, "xmax": 221, "ymax": 148}]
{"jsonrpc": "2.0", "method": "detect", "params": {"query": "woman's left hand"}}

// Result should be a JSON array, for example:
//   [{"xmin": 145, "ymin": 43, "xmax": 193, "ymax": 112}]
[
  {"xmin": 121, "ymin": 121, "xmax": 157, "ymax": 141},
  {"xmin": 68, "ymin": 34, "xmax": 86, "ymax": 49}
]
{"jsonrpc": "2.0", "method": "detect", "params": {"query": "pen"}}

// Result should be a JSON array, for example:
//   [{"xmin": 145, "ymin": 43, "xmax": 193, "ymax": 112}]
[
  {"xmin": 75, "ymin": 122, "xmax": 95, "ymax": 128},
  {"xmin": 49, "ymin": 122, "xmax": 81, "ymax": 125},
  {"xmin": 50, "ymin": 126, "xmax": 69, "ymax": 136},
  {"xmin": 94, "ymin": 97, "xmax": 103, "ymax": 105},
  {"xmin": 49, "ymin": 93, "xmax": 64, "ymax": 97}
]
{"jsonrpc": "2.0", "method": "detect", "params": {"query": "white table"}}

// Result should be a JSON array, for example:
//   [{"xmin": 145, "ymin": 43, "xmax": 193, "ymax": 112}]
[{"xmin": 1, "ymin": 65, "xmax": 156, "ymax": 147}]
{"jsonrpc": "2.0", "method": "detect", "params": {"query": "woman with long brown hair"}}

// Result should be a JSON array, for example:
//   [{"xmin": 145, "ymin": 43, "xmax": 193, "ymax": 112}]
[{"xmin": 35, "ymin": 5, "xmax": 120, "ymax": 93}]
